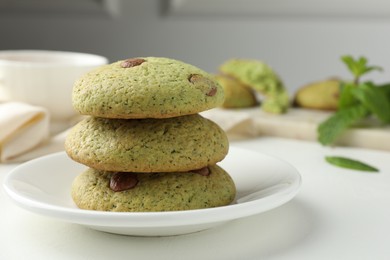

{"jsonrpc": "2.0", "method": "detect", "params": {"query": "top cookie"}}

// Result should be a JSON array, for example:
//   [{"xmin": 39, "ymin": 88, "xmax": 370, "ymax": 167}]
[{"xmin": 72, "ymin": 57, "xmax": 225, "ymax": 119}]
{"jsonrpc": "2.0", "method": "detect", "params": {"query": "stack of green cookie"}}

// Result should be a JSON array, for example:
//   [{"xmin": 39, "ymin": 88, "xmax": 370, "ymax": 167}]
[{"xmin": 65, "ymin": 57, "xmax": 236, "ymax": 212}]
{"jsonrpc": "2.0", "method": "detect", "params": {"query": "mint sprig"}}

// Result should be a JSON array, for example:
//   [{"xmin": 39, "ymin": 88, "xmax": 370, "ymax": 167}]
[
  {"xmin": 318, "ymin": 55, "xmax": 390, "ymax": 145},
  {"xmin": 341, "ymin": 56, "xmax": 382, "ymax": 84}
]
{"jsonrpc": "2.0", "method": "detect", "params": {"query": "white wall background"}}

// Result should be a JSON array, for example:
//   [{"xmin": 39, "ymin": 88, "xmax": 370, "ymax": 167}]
[{"xmin": 0, "ymin": 0, "xmax": 389, "ymax": 94}]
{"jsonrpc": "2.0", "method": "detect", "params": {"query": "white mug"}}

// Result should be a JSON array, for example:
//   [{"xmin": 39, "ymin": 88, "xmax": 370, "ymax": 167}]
[{"xmin": 0, "ymin": 50, "xmax": 108, "ymax": 121}]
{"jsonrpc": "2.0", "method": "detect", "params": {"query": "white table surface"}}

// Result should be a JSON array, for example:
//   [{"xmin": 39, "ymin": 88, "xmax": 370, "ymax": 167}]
[{"xmin": 1, "ymin": 137, "xmax": 390, "ymax": 260}]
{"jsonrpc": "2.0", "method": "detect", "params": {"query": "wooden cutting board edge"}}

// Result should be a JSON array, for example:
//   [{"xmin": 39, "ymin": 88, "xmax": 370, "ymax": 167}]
[{"xmin": 247, "ymin": 107, "xmax": 390, "ymax": 151}]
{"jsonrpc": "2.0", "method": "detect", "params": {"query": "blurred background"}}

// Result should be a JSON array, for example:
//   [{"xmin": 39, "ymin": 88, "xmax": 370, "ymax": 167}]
[{"xmin": 1, "ymin": 0, "xmax": 390, "ymax": 94}]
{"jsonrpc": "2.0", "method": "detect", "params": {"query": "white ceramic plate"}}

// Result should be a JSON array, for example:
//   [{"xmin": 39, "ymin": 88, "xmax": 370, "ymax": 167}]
[{"xmin": 3, "ymin": 147, "xmax": 301, "ymax": 236}]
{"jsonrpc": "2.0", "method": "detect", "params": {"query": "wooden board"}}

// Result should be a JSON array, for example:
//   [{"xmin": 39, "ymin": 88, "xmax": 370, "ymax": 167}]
[{"xmin": 202, "ymin": 108, "xmax": 390, "ymax": 151}]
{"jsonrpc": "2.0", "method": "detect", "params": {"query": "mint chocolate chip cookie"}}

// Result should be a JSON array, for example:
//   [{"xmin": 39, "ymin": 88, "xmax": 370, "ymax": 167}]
[
  {"xmin": 65, "ymin": 114, "xmax": 229, "ymax": 173},
  {"xmin": 71, "ymin": 165, "xmax": 236, "ymax": 212},
  {"xmin": 72, "ymin": 57, "xmax": 224, "ymax": 119}
]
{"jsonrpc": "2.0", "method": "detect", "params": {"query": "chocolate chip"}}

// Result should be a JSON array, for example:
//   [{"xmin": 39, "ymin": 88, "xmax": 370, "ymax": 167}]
[
  {"xmin": 191, "ymin": 167, "xmax": 210, "ymax": 176},
  {"xmin": 120, "ymin": 58, "xmax": 146, "ymax": 68},
  {"xmin": 188, "ymin": 74, "xmax": 218, "ymax": 96},
  {"xmin": 110, "ymin": 172, "xmax": 138, "ymax": 192},
  {"xmin": 188, "ymin": 74, "xmax": 202, "ymax": 83},
  {"xmin": 206, "ymin": 87, "xmax": 217, "ymax": 96}
]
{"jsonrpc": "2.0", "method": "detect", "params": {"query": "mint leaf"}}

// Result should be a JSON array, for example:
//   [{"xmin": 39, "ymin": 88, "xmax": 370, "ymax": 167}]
[
  {"xmin": 325, "ymin": 156, "xmax": 379, "ymax": 172},
  {"xmin": 341, "ymin": 56, "xmax": 363, "ymax": 78},
  {"xmin": 351, "ymin": 82, "xmax": 390, "ymax": 123},
  {"xmin": 318, "ymin": 105, "xmax": 368, "ymax": 145},
  {"xmin": 338, "ymin": 82, "xmax": 359, "ymax": 109},
  {"xmin": 378, "ymin": 83, "xmax": 390, "ymax": 98},
  {"xmin": 341, "ymin": 55, "xmax": 382, "ymax": 82}
]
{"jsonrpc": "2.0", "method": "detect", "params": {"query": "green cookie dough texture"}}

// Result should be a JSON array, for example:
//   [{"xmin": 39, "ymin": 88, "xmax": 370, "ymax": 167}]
[
  {"xmin": 72, "ymin": 57, "xmax": 225, "ymax": 119},
  {"xmin": 219, "ymin": 59, "xmax": 289, "ymax": 114},
  {"xmin": 65, "ymin": 114, "xmax": 229, "ymax": 172},
  {"xmin": 71, "ymin": 165, "xmax": 236, "ymax": 212}
]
